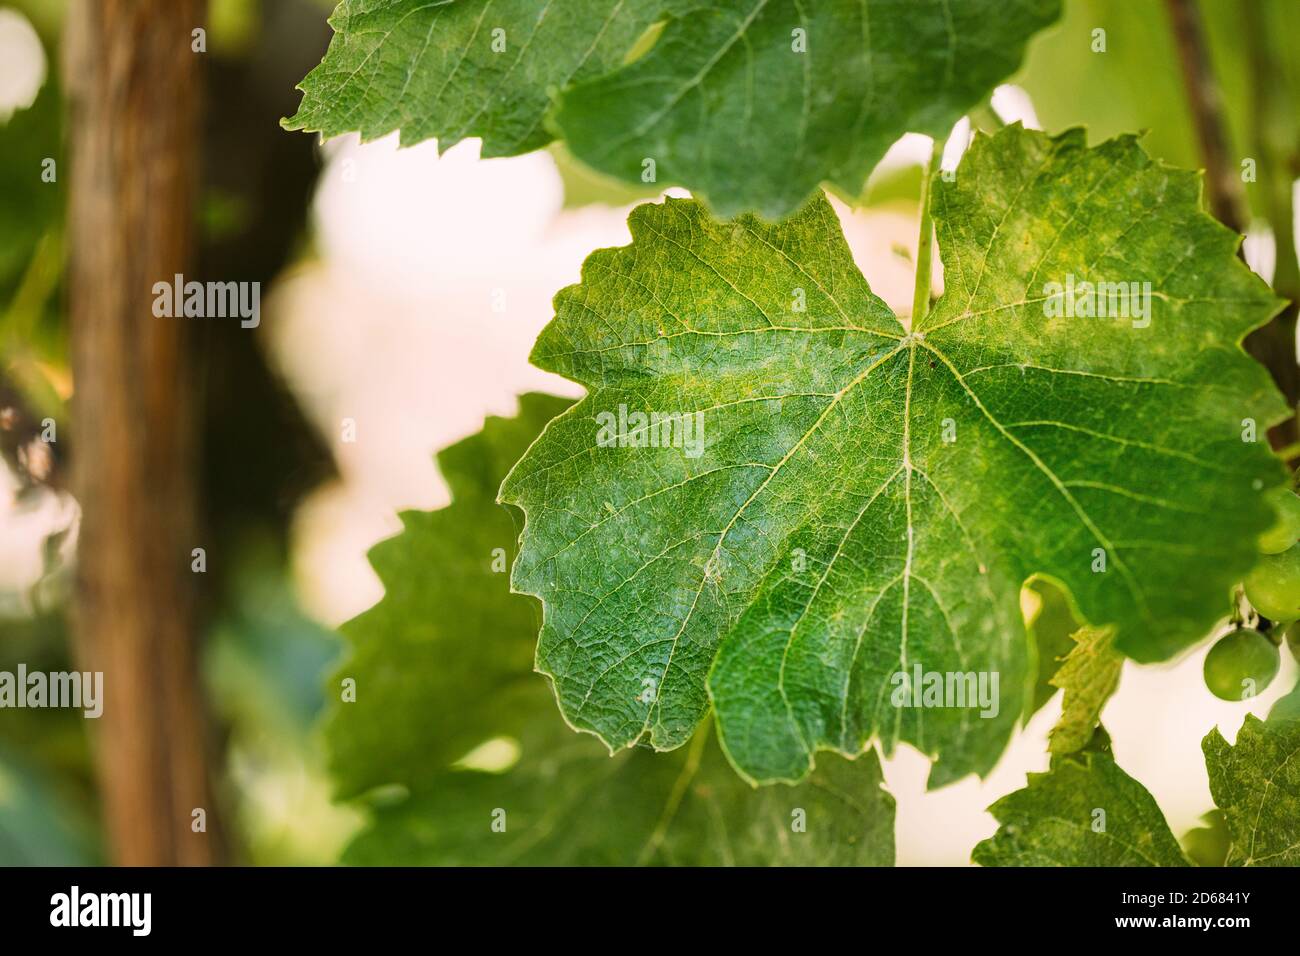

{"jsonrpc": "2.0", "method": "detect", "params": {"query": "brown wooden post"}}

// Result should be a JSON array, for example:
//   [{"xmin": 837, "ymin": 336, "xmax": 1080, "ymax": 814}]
[{"xmin": 63, "ymin": 0, "xmax": 221, "ymax": 865}]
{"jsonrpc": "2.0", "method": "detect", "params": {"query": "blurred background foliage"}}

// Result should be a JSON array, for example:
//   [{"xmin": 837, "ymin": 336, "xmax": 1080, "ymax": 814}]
[
  {"xmin": 0, "ymin": 0, "xmax": 351, "ymax": 865},
  {"xmin": 0, "ymin": 0, "xmax": 1297, "ymax": 865}
]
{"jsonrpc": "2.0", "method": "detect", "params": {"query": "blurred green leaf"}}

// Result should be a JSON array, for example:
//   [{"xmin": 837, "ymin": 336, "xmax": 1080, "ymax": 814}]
[
  {"xmin": 0, "ymin": 22, "xmax": 67, "ymax": 419},
  {"xmin": 0, "ymin": 29, "xmax": 62, "ymax": 301},
  {"xmin": 0, "ymin": 745, "xmax": 99, "ymax": 866},
  {"xmin": 331, "ymin": 393, "xmax": 895, "ymax": 865},
  {"xmin": 207, "ymin": 563, "xmax": 341, "ymax": 740},
  {"xmin": 1180, "ymin": 809, "xmax": 1230, "ymax": 868},
  {"xmin": 1016, "ymin": 0, "xmax": 1197, "ymax": 168},
  {"xmin": 1015, "ymin": 0, "xmax": 1300, "ymax": 220},
  {"xmin": 1025, "ymin": 578, "xmax": 1082, "ymax": 716},
  {"xmin": 1268, "ymin": 676, "xmax": 1300, "ymax": 722}
]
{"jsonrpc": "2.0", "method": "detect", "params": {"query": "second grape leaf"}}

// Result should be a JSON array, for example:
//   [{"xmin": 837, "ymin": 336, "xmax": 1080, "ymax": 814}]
[{"xmin": 284, "ymin": 0, "xmax": 1061, "ymax": 218}]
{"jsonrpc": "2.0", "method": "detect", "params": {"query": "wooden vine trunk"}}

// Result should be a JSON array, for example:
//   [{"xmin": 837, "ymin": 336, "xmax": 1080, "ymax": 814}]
[{"xmin": 64, "ymin": 0, "xmax": 221, "ymax": 866}]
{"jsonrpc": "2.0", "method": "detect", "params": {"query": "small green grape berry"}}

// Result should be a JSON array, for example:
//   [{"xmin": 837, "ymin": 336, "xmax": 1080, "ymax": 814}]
[
  {"xmin": 1244, "ymin": 546, "xmax": 1300, "ymax": 622},
  {"xmin": 1259, "ymin": 487, "xmax": 1300, "ymax": 554},
  {"xmin": 1202, "ymin": 627, "xmax": 1280, "ymax": 701},
  {"xmin": 1287, "ymin": 621, "xmax": 1300, "ymax": 665}
]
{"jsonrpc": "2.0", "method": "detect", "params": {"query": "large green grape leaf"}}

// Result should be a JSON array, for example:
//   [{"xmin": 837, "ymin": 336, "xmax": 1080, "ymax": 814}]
[
  {"xmin": 331, "ymin": 394, "xmax": 894, "ymax": 865},
  {"xmin": 285, "ymin": 0, "xmax": 1061, "ymax": 218},
  {"xmin": 973, "ymin": 749, "xmax": 1189, "ymax": 866},
  {"xmin": 1203, "ymin": 714, "xmax": 1300, "ymax": 866},
  {"xmin": 500, "ymin": 124, "xmax": 1286, "ymax": 787}
]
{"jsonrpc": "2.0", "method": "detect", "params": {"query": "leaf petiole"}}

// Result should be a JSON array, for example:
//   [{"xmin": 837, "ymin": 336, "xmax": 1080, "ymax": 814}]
[{"xmin": 909, "ymin": 140, "xmax": 942, "ymax": 327}]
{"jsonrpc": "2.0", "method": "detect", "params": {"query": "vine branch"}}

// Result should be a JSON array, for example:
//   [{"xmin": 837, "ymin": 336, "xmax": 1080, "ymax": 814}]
[
  {"xmin": 1165, "ymin": 0, "xmax": 1246, "ymax": 232},
  {"xmin": 64, "ymin": 0, "xmax": 224, "ymax": 865},
  {"xmin": 1166, "ymin": 0, "xmax": 1300, "ymax": 451}
]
